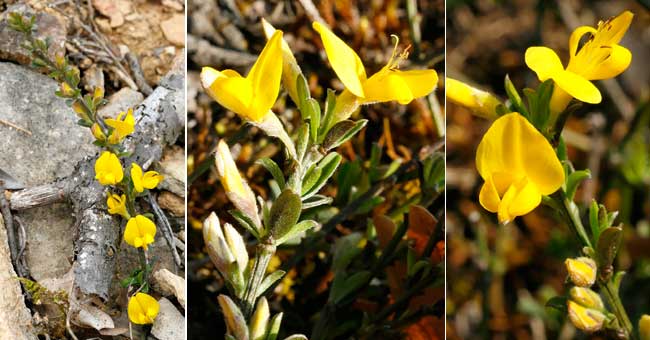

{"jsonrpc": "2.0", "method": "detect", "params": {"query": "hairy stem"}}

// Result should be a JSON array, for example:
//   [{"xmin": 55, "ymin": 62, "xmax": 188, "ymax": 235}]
[{"xmin": 241, "ymin": 241, "xmax": 276, "ymax": 318}]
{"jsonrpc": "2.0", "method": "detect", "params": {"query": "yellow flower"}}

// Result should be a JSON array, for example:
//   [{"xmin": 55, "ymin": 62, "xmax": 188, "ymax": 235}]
[
  {"xmin": 105, "ymin": 108, "xmax": 135, "ymax": 144},
  {"xmin": 124, "ymin": 215, "xmax": 156, "ymax": 250},
  {"xmin": 201, "ymin": 31, "xmax": 284, "ymax": 122},
  {"xmin": 131, "ymin": 163, "xmax": 164, "ymax": 193},
  {"xmin": 526, "ymin": 11, "xmax": 633, "ymax": 115},
  {"xmin": 313, "ymin": 22, "xmax": 437, "ymax": 122},
  {"xmin": 640, "ymin": 315, "xmax": 650, "ymax": 340},
  {"xmin": 446, "ymin": 77, "xmax": 500, "ymax": 120},
  {"xmin": 476, "ymin": 112, "xmax": 564, "ymax": 224},
  {"xmin": 567, "ymin": 300, "xmax": 605, "ymax": 333},
  {"xmin": 94, "ymin": 151, "xmax": 123, "ymax": 186},
  {"xmin": 249, "ymin": 297, "xmax": 270, "ymax": 340},
  {"xmin": 128, "ymin": 292, "xmax": 159, "ymax": 325},
  {"xmin": 565, "ymin": 257, "xmax": 597, "ymax": 287},
  {"xmin": 107, "ymin": 193, "xmax": 129, "ymax": 219}
]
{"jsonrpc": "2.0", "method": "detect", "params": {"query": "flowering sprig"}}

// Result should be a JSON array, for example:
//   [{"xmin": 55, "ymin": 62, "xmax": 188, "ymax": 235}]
[
  {"xmin": 200, "ymin": 19, "xmax": 437, "ymax": 339},
  {"xmin": 10, "ymin": 12, "xmax": 164, "ymax": 328},
  {"xmin": 447, "ymin": 10, "xmax": 647, "ymax": 339}
]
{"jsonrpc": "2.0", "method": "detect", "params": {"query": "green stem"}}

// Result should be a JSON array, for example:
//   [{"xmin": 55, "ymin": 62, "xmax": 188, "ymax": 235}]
[
  {"xmin": 241, "ymin": 241, "xmax": 276, "ymax": 318},
  {"xmin": 601, "ymin": 280, "xmax": 635, "ymax": 339},
  {"xmin": 558, "ymin": 192, "xmax": 592, "ymax": 248}
]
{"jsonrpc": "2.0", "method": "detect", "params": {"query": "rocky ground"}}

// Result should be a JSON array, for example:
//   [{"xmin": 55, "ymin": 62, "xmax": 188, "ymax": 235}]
[{"xmin": 0, "ymin": 0, "xmax": 185, "ymax": 339}]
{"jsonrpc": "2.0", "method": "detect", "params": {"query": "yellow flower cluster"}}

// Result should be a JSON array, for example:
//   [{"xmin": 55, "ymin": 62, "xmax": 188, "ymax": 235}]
[
  {"xmin": 127, "ymin": 292, "xmax": 159, "ymax": 325},
  {"xmin": 92, "ymin": 108, "xmax": 136, "ymax": 145}
]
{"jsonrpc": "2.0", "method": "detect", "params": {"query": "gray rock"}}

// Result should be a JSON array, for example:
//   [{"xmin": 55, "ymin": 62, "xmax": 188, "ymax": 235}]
[
  {"xmin": 0, "ymin": 213, "xmax": 37, "ymax": 339},
  {"xmin": 98, "ymin": 87, "xmax": 144, "ymax": 119},
  {"xmin": 151, "ymin": 298, "xmax": 185, "ymax": 340},
  {"xmin": 0, "ymin": 62, "xmax": 96, "ymax": 282},
  {"xmin": 0, "ymin": 4, "xmax": 67, "ymax": 66},
  {"xmin": 155, "ymin": 146, "xmax": 185, "ymax": 197}
]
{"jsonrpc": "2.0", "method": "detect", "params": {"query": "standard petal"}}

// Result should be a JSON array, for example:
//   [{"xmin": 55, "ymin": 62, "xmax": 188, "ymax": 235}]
[
  {"xmin": 587, "ymin": 45, "xmax": 632, "ymax": 80},
  {"xmin": 313, "ymin": 22, "xmax": 367, "ymax": 98},
  {"xmin": 248, "ymin": 31, "xmax": 284, "ymax": 121},
  {"xmin": 525, "ymin": 46, "xmax": 564, "ymax": 81},
  {"xmin": 476, "ymin": 113, "xmax": 525, "ymax": 180},
  {"xmin": 201, "ymin": 67, "xmax": 253, "ymax": 118},
  {"xmin": 569, "ymin": 26, "xmax": 597, "ymax": 58},
  {"xmin": 553, "ymin": 70, "xmax": 601, "ymax": 104},
  {"xmin": 603, "ymin": 11, "xmax": 634, "ymax": 45}
]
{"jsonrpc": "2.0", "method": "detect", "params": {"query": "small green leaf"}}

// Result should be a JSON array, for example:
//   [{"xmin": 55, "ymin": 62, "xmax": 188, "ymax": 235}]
[
  {"xmin": 302, "ymin": 152, "xmax": 342, "ymax": 198},
  {"xmin": 276, "ymin": 220, "xmax": 318, "ymax": 244},
  {"xmin": 565, "ymin": 169, "xmax": 591, "ymax": 201},
  {"xmin": 589, "ymin": 200, "xmax": 600, "ymax": 242},
  {"xmin": 331, "ymin": 271, "xmax": 371, "ymax": 304},
  {"xmin": 504, "ymin": 74, "xmax": 529, "ymax": 117},
  {"xmin": 266, "ymin": 313, "xmax": 283, "ymax": 340},
  {"xmin": 319, "ymin": 89, "xmax": 337, "ymax": 139},
  {"xmin": 322, "ymin": 119, "xmax": 368, "ymax": 150},
  {"xmin": 596, "ymin": 226, "xmax": 623, "ymax": 281},
  {"xmin": 295, "ymin": 123, "xmax": 309, "ymax": 163},
  {"xmin": 257, "ymin": 270, "xmax": 286, "ymax": 297},
  {"xmin": 306, "ymin": 98, "xmax": 321, "ymax": 144},
  {"xmin": 229, "ymin": 209, "xmax": 260, "ymax": 239},
  {"xmin": 302, "ymin": 194, "xmax": 333, "ymax": 209},
  {"xmin": 268, "ymin": 189, "xmax": 302, "ymax": 240},
  {"xmin": 545, "ymin": 296, "xmax": 568, "ymax": 313},
  {"xmin": 257, "ymin": 158, "xmax": 286, "ymax": 190},
  {"xmin": 301, "ymin": 164, "xmax": 321, "ymax": 196},
  {"xmin": 296, "ymin": 74, "xmax": 310, "ymax": 120}
]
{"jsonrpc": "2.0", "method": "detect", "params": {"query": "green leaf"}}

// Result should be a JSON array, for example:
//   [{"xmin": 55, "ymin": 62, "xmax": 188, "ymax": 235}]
[
  {"xmin": 257, "ymin": 270, "xmax": 286, "ymax": 297},
  {"xmin": 229, "ymin": 209, "xmax": 260, "ymax": 239},
  {"xmin": 276, "ymin": 220, "xmax": 318, "ymax": 244},
  {"xmin": 331, "ymin": 271, "xmax": 371, "ymax": 304},
  {"xmin": 565, "ymin": 169, "xmax": 591, "ymax": 201},
  {"xmin": 504, "ymin": 74, "xmax": 529, "ymax": 118},
  {"xmin": 266, "ymin": 313, "xmax": 283, "ymax": 340},
  {"xmin": 296, "ymin": 74, "xmax": 310, "ymax": 120},
  {"xmin": 268, "ymin": 189, "xmax": 302, "ymax": 241},
  {"xmin": 545, "ymin": 296, "xmax": 568, "ymax": 314},
  {"xmin": 332, "ymin": 233, "xmax": 363, "ymax": 272},
  {"xmin": 302, "ymin": 194, "xmax": 333, "ymax": 209},
  {"xmin": 596, "ymin": 226, "xmax": 623, "ymax": 280},
  {"xmin": 319, "ymin": 89, "xmax": 337, "ymax": 139},
  {"xmin": 257, "ymin": 158, "xmax": 286, "ymax": 190},
  {"xmin": 302, "ymin": 152, "xmax": 342, "ymax": 198},
  {"xmin": 322, "ymin": 119, "xmax": 368, "ymax": 151},
  {"xmin": 306, "ymin": 98, "xmax": 321, "ymax": 144}
]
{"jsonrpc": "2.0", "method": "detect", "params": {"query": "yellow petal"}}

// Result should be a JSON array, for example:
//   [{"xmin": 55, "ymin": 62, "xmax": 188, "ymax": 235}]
[
  {"xmin": 552, "ymin": 69, "xmax": 601, "ymax": 104},
  {"xmin": 569, "ymin": 26, "xmax": 597, "ymax": 58},
  {"xmin": 525, "ymin": 46, "xmax": 564, "ymax": 81},
  {"xmin": 601, "ymin": 11, "xmax": 634, "ymax": 45},
  {"xmin": 142, "ymin": 171, "xmax": 164, "ymax": 190},
  {"xmin": 478, "ymin": 178, "xmax": 500, "ymax": 213},
  {"xmin": 201, "ymin": 67, "xmax": 253, "ymax": 119},
  {"xmin": 261, "ymin": 19, "xmax": 303, "ymax": 106},
  {"xmin": 362, "ymin": 69, "xmax": 437, "ymax": 104},
  {"xmin": 247, "ymin": 30, "xmax": 284, "ymax": 121},
  {"xmin": 505, "ymin": 178, "xmax": 542, "ymax": 218},
  {"xmin": 95, "ymin": 151, "xmax": 123, "ymax": 186},
  {"xmin": 313, "ymin": 21, "xmax": 366, "ymax": 98},
  {"xmin": 587, "ymin": 44, "xmax": 632, "ymax": 80},
  {"xmin": 124, "ymin": 215, "xmax": 157, "ymax": 249},
  {"xmin": 640, "ymin": 315, "xmax": 650, "ymax": 340},
  {"xmin": 128, "ymin": 293, "xmax": 159, "ymax": 325},
  {"xmin": 131, "ymin": 163, "xmax": 144, "ymax": 193}
]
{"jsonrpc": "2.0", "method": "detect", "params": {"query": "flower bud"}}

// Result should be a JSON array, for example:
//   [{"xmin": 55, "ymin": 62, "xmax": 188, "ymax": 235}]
[
  {"xmin": 203, "ymin": 212, "xmax": 235, "ymax": 275},
  {"xmin": 249, "ymin": 297, "xmax": 270, "ymax": 340},
  {"xmin": 91, "ymin": 123, "xmax": 106, "ymax": 141},
  {"xmin": 640, "ymin": 315, "xmax": 650, "ymax": 340},
  {"xmin": 569, "ymin": 287, "xmax": 604, "ymax": 311},
  {"xmin": 446, "ymin": 78, "xmax": 500, "ymax": 120},
  {"xmin": 215, "ymin": 140, "xmax": 261, "ymax": 229},
  {"xmin": 72, "ymin": 100, "xmax": 90, "ymax": 121},
  {"xmin": 59, "ymin": 82, "xmax": 75, "ymax": 97},
  {"xmin": 218, "ymin": 295, "xmax": 249, "ymax": 340},
  {"xmin": 567, "ymin": 300, "xmax": 605, "ymax": 332},
  {"xmin": 223, "ymin": 222, "xmax": 249, "ymax": 272},
  {"xmin": 565, "ymin": 257, "xmax": 597, "ymax": 287}
]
